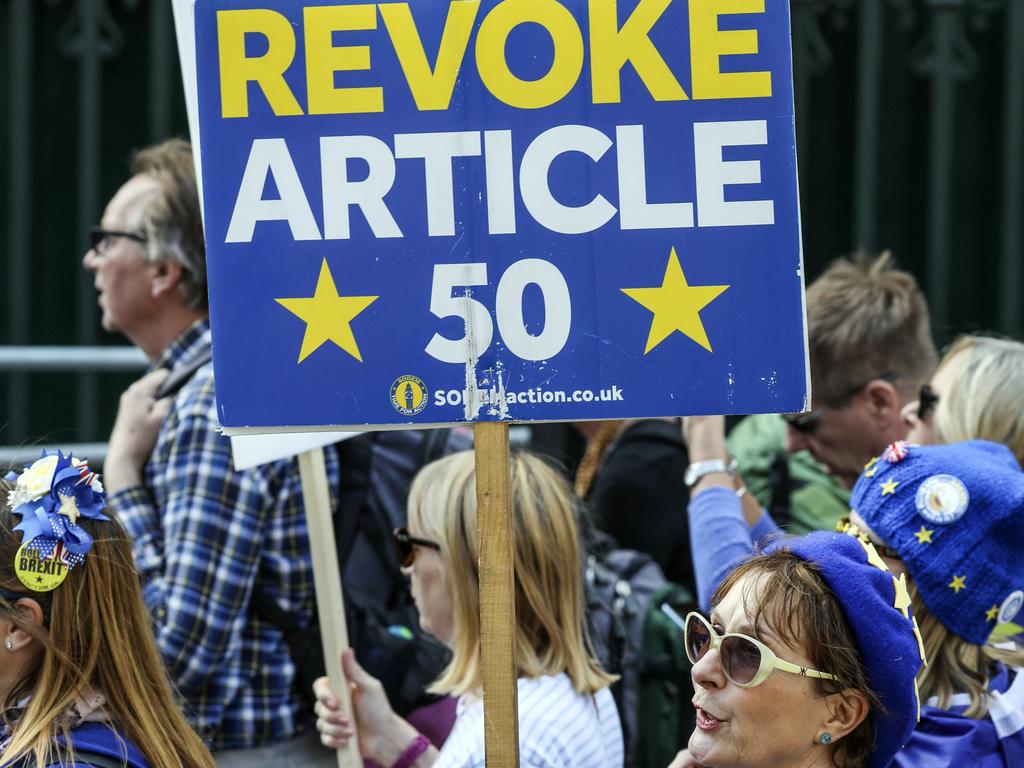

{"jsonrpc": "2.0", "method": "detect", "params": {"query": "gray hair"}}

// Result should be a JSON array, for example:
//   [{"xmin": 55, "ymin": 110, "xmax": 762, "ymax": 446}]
[{"xmin": 130, "ymin": 139, "xmax": 207, "ymax": 310}]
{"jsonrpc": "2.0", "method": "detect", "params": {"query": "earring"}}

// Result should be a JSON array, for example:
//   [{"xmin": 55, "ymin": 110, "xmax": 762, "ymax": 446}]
[
  {"xmin": 4, "ymin": 639, "xmax": 12, "ymax": 652},
  {"xmin": 818, "ymin": 733, "xmax": 832, "ymax": 745}
]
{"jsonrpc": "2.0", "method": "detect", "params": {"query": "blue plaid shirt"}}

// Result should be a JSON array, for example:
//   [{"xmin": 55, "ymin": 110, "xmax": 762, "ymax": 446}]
[{"xmin": 109, "ymin": 318, "xmax": 340, "ymax": 751}]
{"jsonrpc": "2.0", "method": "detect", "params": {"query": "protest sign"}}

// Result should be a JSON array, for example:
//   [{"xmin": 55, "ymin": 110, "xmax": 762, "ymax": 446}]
[
  {"xmin": 193, "ymin": 0, "xmax": 808, "ymax": 432},
  {"xmin": 189, "ymin": 3, "xmax": 807, "ymax": 764}
]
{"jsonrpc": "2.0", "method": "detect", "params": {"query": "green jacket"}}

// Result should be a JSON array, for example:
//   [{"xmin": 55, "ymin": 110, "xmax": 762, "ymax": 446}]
[{"xmin": 727, "ymin": 413, "xmax": 849, "ymax": 535}]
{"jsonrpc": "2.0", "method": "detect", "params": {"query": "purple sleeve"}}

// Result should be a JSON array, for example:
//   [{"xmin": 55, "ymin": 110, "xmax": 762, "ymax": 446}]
[{"xmin": 688, "ymin": 487, "xmax": 781, "ymax": 611}]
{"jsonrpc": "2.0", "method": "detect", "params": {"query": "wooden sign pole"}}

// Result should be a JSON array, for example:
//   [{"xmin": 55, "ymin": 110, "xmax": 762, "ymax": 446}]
[
  {"xmin": 298, "ymin": 447, "xmax": 363, "ymax": 768},
  {"xmin": 473, "ymin": 423, "xmax": 520, "ymax": 767}
]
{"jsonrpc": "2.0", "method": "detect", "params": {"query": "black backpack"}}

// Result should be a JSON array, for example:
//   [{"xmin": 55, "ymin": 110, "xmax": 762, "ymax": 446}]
[
  {"xmin": 254, "ymin": 428, "xmax": 470, "ymax": 716},
  {"xmin": 585, "ymin": 539, "xmax": 697, "ymax": 768}
]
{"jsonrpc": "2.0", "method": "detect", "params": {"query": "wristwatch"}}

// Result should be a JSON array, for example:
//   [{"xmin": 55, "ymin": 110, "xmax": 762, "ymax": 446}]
[{"xmin": 684, "ymin": 458, "xmax": 737, "ymax": 487}]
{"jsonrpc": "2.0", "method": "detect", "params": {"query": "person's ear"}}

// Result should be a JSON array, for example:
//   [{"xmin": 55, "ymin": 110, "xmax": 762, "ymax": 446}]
[
  {"xmin": 3, "ymin": 598, "xmax": 44, "ymax": 653},
  {"xmin": 864, "ymin": 379, "xmax": 900, "ymax": 426},
  {"xmin": 820, "ymin": 687, "xmax": 870, "ymax": 743},
  {"xmin": 150, "ymin": 260, "xmax": 183, "ymax": 299}
]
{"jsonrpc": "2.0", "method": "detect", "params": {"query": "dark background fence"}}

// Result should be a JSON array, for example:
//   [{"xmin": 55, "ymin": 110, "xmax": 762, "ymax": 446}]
[{"xmin": 2, "ymin": 0, "xmax": 1022, "ymax": 447}]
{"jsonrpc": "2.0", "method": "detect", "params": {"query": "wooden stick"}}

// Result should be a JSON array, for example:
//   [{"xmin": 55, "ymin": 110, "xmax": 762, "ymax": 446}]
[
  {"xmin": 473, "ymin": 422, "xmax": 519, "ymax": 768},
  {"xmin": 298, "ymin": 448, "xmax": 362, "ymax": 768}
]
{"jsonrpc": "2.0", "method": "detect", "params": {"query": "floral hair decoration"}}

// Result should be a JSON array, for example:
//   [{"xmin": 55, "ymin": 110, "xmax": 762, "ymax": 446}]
[{"xmin": 5, "ymin": 451, "xmax": 108, "ymax": 569}]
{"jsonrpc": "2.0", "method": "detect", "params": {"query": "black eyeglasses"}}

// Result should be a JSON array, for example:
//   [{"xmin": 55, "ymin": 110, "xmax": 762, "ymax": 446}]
[
  {"xmin": 88, "ymin": 226, "xmax": 147, "ymax": 253},
  {"xmin": 783, "ymin": 372, "xmax": 899, "ymax": 435},
  {"xmin": 393, "ymin": 526, "xmax": 441, "ymax": 568},
  {"xmin": 917, "ymin": 383, "xmax": 940, "ymax": 422}
]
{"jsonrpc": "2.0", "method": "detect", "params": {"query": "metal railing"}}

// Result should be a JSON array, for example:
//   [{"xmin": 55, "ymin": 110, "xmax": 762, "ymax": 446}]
[
  {"xmin": 0, "ymin": 346, "xmax": 147, "ymax": 372},
  {"xmin": 0, "ymin": 345, "xmax": 147, "ymax": 467}
]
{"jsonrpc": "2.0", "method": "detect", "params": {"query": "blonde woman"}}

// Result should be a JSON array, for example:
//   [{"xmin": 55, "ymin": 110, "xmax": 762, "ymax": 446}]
[
  {"xmin": 314, "ymin": 450, "xmax": 623, "ymax": 768},
  {"xmin": 0, "ymin": 452, "xmax": 215, "ymax": 768},
  {"xmin": 902, "ymin": 334, "xmax": 1024, "ymax": 465}
]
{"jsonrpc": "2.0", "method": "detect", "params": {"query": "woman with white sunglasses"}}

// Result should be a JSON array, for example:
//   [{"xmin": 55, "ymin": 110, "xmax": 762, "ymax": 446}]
[{"xmin": 669, "ymin": 531, "xmax": 924, "ymax": 768}]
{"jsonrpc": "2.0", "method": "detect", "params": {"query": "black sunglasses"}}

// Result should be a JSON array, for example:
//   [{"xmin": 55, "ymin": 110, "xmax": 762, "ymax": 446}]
[
  {"xmin": 917, "ymin": 383, "xmax": 940, "ymax": 422},
  {"xmin": 88, "ymin": 226, "xmax": 147, "ymax": 252},
  {"xmin": 393, "ymin": 526, "xmax": 441, "ymax": 568},
  {"xmin": 783, "ymin": 372, "xmax": 899, "ymax": 435}
]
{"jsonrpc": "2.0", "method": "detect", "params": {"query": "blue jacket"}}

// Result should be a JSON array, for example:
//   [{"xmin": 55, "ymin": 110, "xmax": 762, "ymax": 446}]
[
  {"xmin": 44, "ymin": 724, "xmax": 149, "ymax": 765},
  {"xmin": 893, "ymin": 665, "xmax": 1024, "ymax": 767}
]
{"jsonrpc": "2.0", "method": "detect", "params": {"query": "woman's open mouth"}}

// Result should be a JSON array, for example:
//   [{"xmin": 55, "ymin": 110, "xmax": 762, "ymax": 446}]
[{"xmin": 695, "ymin": 705, "xmax": 723, "ymax": 731}]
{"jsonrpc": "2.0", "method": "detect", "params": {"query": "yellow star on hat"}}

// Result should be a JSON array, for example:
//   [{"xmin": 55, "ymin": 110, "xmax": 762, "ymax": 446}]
[
  {"xmin": 865, "ymin": 456, "xmax": 879, "ymax": 470},
  {"xmin": 864, "ymin": 466, "xmax": 878, "ymax": 478},
  {"xmin": 913, "ymin": 525, "xmax": 934, "ymax": 544},
  {"xmin": 948, "ymin": 574, "xmax": 967, "ymax": 594},
  {"xmin": 986, "ymin": 605, "xmax": 1000, "ymax": 621},
  {"xmin": 276, "ymin": 259, "xmax": 379, "ymax": 363},
  {"xmin": 892, "ymin": 573, "xmax": 913, "ymax": 619},
  {"xmin": 880, "ymin": 478, "xmax": 899, "ymax": 496},
  {"xmin": 620, "ymin": 247, "xmax": 729, "ymax": 354}
]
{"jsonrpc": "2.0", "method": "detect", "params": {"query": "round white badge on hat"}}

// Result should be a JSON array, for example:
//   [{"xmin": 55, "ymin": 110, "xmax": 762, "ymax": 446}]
[
  {"xmin": 998, "ymin": 591, "xmax": 1024, "ymax": 624},
  {"xmin": 915, "ymin": 474, "xmax": 969, "ymax": 525}
]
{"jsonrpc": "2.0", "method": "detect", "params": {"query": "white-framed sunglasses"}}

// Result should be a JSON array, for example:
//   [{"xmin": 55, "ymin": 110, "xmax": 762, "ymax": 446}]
[{"xmin": 684, "ymin": 612, "xmax": 838, "ymax": 688}]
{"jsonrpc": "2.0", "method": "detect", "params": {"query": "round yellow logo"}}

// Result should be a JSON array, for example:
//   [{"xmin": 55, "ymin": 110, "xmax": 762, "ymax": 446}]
[
  {"xmin": 15, "ymin": 543, "xmax": 69, "ymax": 592},
  {"xmin": 390, "ymin": 375, "xmax": 428, "ymax": 416}
]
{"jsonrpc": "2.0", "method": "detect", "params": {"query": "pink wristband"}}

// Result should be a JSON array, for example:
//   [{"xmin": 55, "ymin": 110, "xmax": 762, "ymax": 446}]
[{"xmin": 392, "ymin": 733, "xmax": 430, "ymax": 768}]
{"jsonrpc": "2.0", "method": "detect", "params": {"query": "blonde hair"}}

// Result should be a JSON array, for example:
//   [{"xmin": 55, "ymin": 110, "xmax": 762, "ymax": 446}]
[
  {"xmin": 909, "ymin": 581, "xmax": 1024, "ymax": 717},
  {"xmin": 407, "ymin": 450, "xmax": 616, "ymax": 698},
  {"xmin": 573, "ymin": 420, "xmax": 625, "ymax": 499},
  {"xmin": 806, "ymin": 251, "xmax": 937, "ymax": 404},
  {"xmin": 932, "ymin": 335, "xmax": 1024, "ymax": 465},
  {"xmin": 0, "ymin": 483, "xmax": 215, "ymax": 768}
]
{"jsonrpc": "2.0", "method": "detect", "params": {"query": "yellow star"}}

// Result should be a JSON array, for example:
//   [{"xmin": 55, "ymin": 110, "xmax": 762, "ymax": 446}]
[
  {"xmin": 864, "ymin": 466, "xmax": 878, "ymax": 478},
  {"xmin": 865, "ymin": 456, "xmax": 878, "ymax": 470},
  {"xmin": 621, "ymin": 247, "xmax": 729, "ymax": 354},
  {"xmin": 986, "ymin": 605, "xmax": 1000, "ymax": 622},
  {"xmin": 912, "ymin": 616, "xmax": 928, "ymax": 666},
  {"xmin": 913, "ymin": 526, "xmax": 934, "ymax": 544},
  {"xmin": 948, "ymin": 574, "xmax": 967, "ymax": 594},
  {"xmin": 58, "ymin": 494, "xmax": 80, "ymax": 526},
  {"xmin": 892, "ymin": 573, "xmax": 912, "ymax": 618},
  {"xmin": 880, "ymin": 478, "xmax": 899, "ymax": 496},
  {"xmin": 858, "ymin": 538, "xmax": 890, "ymax": 573},
  {"xmin": 276, "ymin": 259, "xmax": 379, "ymax": 363}
]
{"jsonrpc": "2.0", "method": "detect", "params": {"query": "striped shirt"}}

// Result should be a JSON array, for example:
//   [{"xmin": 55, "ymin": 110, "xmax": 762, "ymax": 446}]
[
  {"xmin": 433, "ymin": 674, "xmax": 624, "ymax": 768},
  {"xmin": 109, "ymin": 317, "xmax": 340, "ymax": 751}
]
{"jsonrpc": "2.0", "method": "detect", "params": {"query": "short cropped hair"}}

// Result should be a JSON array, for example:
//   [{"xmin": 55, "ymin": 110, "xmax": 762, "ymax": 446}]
[
  {"xmin": 934, "ymin": 334, "xmax": 1024, "ymax": 466},
  {"xmin": 806, "ymin": 252, "xmax": 936, "ymax": 404},
  {"xmin": 715, "ymin": 552, "xmax": 881, "ymax": 768},
  {"xmin": 407, "ymin": 450, "xmax": 615, "ymax": 698},
  {"xmin": 130, "ymin": 139, "xmax": 207, "ymax": 310}
]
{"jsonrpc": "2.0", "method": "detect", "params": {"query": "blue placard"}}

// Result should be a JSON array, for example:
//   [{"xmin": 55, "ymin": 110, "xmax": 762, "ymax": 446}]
[{"xmin": 194, "ymin": 0, "xmax": 808, "ymax": 430}]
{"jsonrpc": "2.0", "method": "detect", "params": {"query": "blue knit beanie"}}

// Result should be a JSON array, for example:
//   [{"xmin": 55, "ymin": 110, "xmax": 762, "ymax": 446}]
[
  {"xmin": 851, "ymin": 439, "xmax": 1024, "ymax": 644},
  {"xmin": 785, "ymin": 532, "xmax": 924, "ymax": 768}
]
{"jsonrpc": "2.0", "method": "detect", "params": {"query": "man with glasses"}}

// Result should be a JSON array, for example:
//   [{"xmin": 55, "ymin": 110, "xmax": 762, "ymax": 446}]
[
  {"xmin": 83, "ymin": 139, "xmax": 340, "ymax": 766},
  {"xmin": 783, "ymin": 252, "xmax": 937, "ymax": 488},
  {"xmin": 717, "ymin": 252, "xmax": 937, "ymax": 533}
]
